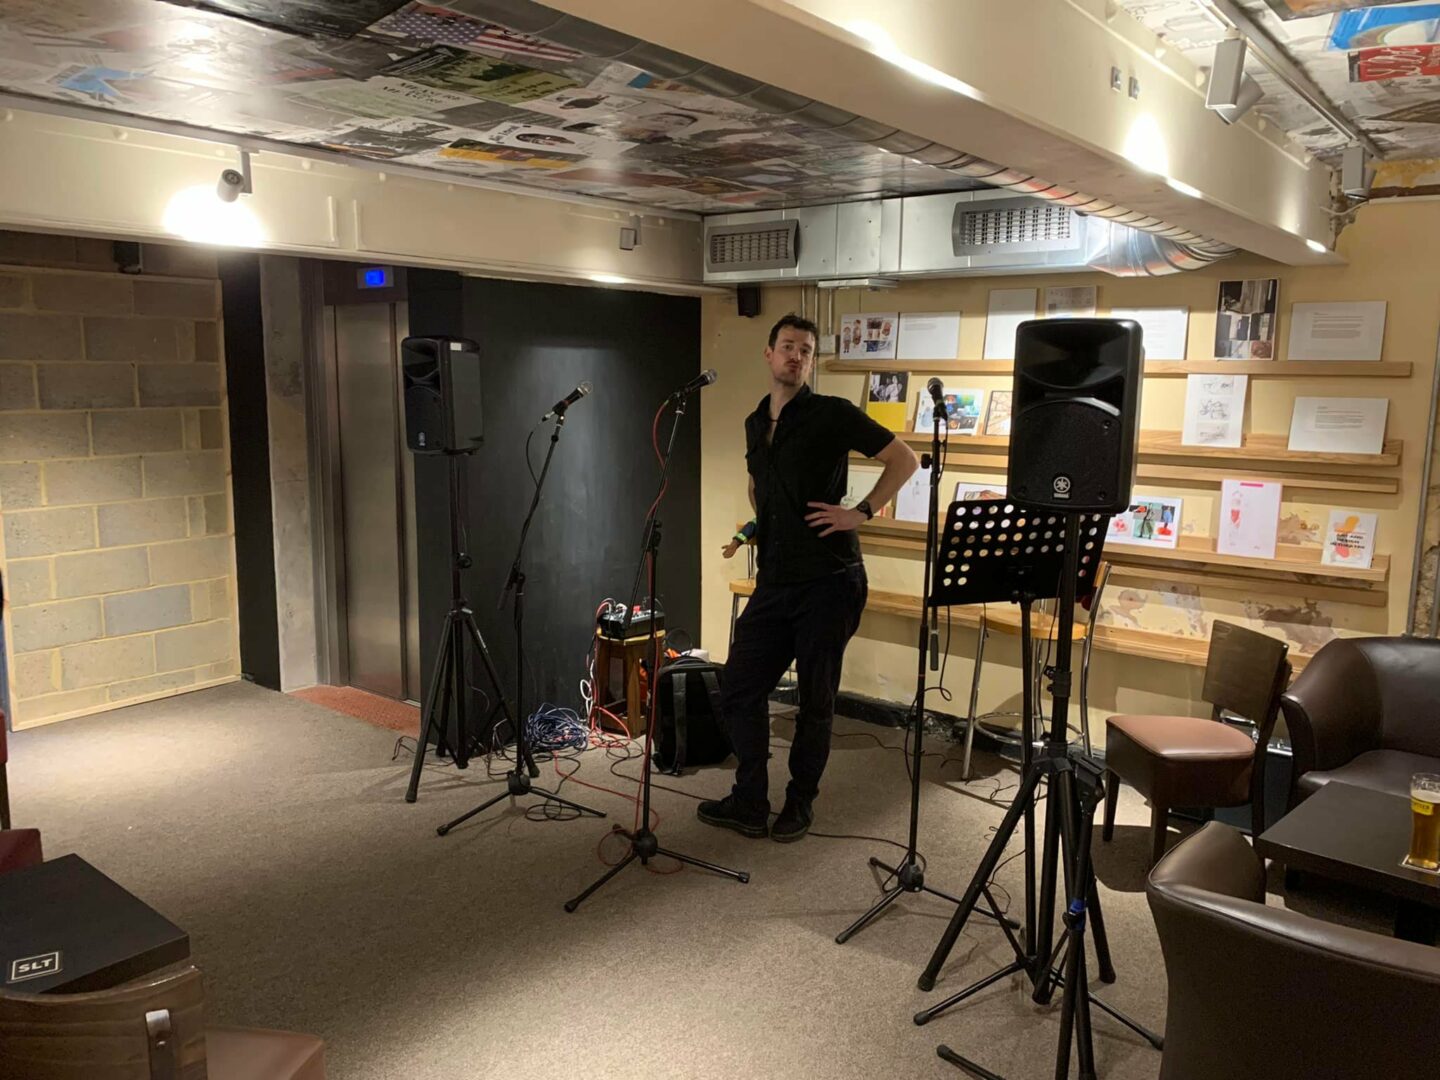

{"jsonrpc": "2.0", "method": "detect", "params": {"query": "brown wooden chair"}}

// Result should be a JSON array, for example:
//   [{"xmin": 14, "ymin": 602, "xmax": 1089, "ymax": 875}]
[
  {"xmin": 1102, "ymin": 620, "xmax": 1290, "ymax": 866},
  {"xmin": 0, "ymin": 965, "xmax": 325, "ymax": 1080}
]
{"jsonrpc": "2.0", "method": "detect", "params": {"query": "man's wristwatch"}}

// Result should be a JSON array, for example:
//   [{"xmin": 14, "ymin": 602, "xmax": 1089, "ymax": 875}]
[{"xmin": 855, "ymin": 499, "xmax": 875, "ymax": 521}]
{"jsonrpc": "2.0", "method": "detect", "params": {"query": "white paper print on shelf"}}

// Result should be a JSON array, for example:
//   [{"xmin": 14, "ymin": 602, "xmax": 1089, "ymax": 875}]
[
  {"xmin": 1107, "ymin": 496, "xmax": 1182, "ymax": 549},
  {"xmin": 1321, "ymin": 510, "xmax": 1377, "ymax": 570},
  {"xmin": 1044, "ymin": 286, "xmax": 1097, "ymax": 318},
  {"xmin": 1182, "ymin": 374, "xmax": 1248, "ymax": 448},
  {"xmin": 1287, "ymin": 396, "xmax": 1389, "ymax": 456},
  {"xmin": 895, "ymin": 467, "xmax": 932, "ymax": 523},
  {"xmin": 1217, "ymin": 479, "xmax": 1282, "ymax": 560},
  {"xmin": 983, "ymin": 289, "xmax": 1038, "ymax": 360},
  {"xmin": 897, "ymin": 312, "xmax": 961, "ymax": 361},
  {"xmin": 1109, "ymin": 307, "xmax": 1189, "ymax": 361},
  {"xmin": 1288, "ymin": 301, "xmax": 1387, "ymax": 362}
]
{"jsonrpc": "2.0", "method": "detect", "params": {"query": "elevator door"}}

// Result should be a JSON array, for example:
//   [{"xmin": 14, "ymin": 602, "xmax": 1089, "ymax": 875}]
[{"xmin": 332, "ymin": 302, "xmax": 421, "ymax": 701}]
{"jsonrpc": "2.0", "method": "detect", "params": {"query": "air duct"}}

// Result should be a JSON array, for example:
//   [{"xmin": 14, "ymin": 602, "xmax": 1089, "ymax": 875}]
[{"xmin": 465, "ymin": 0, "xmax": 1237, "ymax": 275}]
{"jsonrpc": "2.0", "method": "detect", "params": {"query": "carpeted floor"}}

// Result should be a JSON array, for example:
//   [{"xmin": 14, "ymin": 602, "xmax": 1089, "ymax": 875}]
[{"xmin": 6, "ymin": 683, "xmax": 1391, "ymax": 1079}]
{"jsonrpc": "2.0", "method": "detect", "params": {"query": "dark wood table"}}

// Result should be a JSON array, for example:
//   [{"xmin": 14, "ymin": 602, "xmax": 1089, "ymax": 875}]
[
  {"xmin": 0, "ymin": 854, "xmax": 189, "ymax": 993},
  {"xmin": 1256, "ymin": 781, "xmax": 1440, "ymax": 944}
]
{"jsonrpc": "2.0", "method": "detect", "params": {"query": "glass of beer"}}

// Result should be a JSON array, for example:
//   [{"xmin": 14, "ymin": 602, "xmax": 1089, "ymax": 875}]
[{"xmin": 1408, "ymin": 773, "xmax": 1440, "ymax": 871}]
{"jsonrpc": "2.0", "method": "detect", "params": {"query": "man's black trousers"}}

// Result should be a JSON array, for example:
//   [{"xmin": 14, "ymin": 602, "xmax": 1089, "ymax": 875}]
[{"xmin": 721, "ymin": 565, "xmax": 867, "ymax": 811}]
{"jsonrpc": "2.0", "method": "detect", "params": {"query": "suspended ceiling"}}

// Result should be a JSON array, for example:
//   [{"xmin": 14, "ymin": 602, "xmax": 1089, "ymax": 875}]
[
  {"xmin": 0, "ymin": 0, "xmax": 992, "ymax": 214},
  {"xmin": 1117, "ymin": 0, "xmax": 1440, "ymax": 161}
]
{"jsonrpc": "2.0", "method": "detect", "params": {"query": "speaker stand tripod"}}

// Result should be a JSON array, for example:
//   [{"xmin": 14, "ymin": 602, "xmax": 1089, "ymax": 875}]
[
  {"xmin": 915, "ymin": 514, "xmax": 1162, "ymax": 1078},
  {"xmin": 434, "ymin": 414, "xmax": 605, "ymax": 833},
  {"xmin": 836, "ymin": 406, "xmax": 1015, "ymax": 946},
  {"xmin": 406, "ymin": 447, "xmax": 529, "ymax": 803},
  {"xmin": 564, "ymin": 389, "xmax": 749, "ymax": 912}
]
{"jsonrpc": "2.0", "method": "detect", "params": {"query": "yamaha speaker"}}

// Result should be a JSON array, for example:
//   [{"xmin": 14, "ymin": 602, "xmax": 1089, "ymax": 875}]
[
  {"xmin": 1007, "ymin": 318, "xmax": 1142, "ymax": 513},
  {"xmin": 402, "ymin": 335, "xmax": 483, "ymax": 454}
]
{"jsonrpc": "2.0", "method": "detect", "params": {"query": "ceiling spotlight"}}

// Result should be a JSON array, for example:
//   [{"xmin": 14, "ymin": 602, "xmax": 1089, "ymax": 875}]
[
  {"xmin": 1341, "ymin": 144, "xmax": 1374, "ymax": 199},
  {"xmin": 216, "ymin": 150, "xmax": 252, "ymax": 203},
  {"xmin": 1305, "ymin": 239, "xmax": 1328, "ymax": 254},
  {"xmin": 1206, "ymin": 37, "xmax": 1264, "ymax": 124}
]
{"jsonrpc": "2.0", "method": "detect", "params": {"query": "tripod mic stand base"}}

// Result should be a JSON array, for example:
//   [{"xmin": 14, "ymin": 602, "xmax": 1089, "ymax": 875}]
[
  {"xmin": 563, "ymin": 826, "xmax": 749, "ymax": 913},
  {"xmin": 937, "ymin": 1046, "xmax": 1006, "ymax": 1080},
  {"xmin": 835, "ymin": 856, "xmax": 1020, "ymax": 946},
  {"xmin": 435, "ymin": 768, "xmax": 606, "ymax": 836}
]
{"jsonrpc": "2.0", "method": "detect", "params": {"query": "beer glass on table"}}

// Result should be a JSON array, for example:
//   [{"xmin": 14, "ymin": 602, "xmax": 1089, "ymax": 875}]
[{"xmin": 1409, "ymin": 773, "xmax": 1440, "ymax": 871}]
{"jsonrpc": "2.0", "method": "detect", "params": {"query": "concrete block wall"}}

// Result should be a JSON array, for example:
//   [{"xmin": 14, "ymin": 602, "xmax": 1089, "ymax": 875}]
[{"xmin": 0, "ymin": 231, "xmax": 241, "ymax": 728}]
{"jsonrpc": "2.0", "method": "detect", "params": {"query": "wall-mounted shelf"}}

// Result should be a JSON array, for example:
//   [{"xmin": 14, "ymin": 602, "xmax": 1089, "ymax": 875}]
[
  {"xmin": 728, "ymin": 579, "xmax": 1313, "ymax": 671},
  {"xmin": 848, "ymin": 453, "xmax": 1399, "ymax": 494},
  {"xmin": 823, "ymin": 358, "xmax": 1412, "ymax": 379},
  {"xmin": 859, "ymin": 519, "xmax": 1389, "ymax": 598},
  {"xmin": 889, "ymin": 429, "xmax": 1402, "ymax": 468}
]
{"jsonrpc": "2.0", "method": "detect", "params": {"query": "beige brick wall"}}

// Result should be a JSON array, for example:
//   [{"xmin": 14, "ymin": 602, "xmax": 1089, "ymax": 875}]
[{"xmin": 0, "ymin": 233, "xmax": 241, "ymax": 728}]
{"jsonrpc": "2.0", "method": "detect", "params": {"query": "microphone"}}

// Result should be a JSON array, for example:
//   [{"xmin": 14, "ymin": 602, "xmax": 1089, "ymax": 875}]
[
  {"xmin": 541, "ymin": 381, "xmax": 591, "ymax": 422},
  {"xmin": 672, "ymin": 368, "xmax": 718, "ymax": 398},
  {"xmin": 926, "ymin": 376, "xmax": 945, "ymax": 405}
]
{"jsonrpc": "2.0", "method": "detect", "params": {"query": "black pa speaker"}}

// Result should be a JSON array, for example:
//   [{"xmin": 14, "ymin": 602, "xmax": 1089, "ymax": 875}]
[
  {"xmin": 401, "ymin": 336, "xmax": 483, "ymax": 454},
  {"xmin": 1007, "ymin": 318, "xmax": 1142, "ymax": 513}
]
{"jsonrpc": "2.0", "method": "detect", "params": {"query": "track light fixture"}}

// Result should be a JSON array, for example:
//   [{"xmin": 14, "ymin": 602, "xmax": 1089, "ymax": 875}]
[
  {"xmin": 1206, "ymin": 37, "xmax": 1264, "ymax": 125},
  {"xmin": 1341, "ymin": 145, "xmax": 1374, "ymax": 199},
  {"xmin": 216, "ymin": 150, "xmax": 252, "ymax": 203}
]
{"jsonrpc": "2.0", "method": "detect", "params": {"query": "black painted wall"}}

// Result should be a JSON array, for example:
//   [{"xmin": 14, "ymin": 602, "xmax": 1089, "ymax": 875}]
[
  {"xmin": 408, "ymin": 273, "xmax": 701, "ymax": 738},
  {"xmin": 218, "ymin": 254, "xmax": 281, "ymax": 691}
]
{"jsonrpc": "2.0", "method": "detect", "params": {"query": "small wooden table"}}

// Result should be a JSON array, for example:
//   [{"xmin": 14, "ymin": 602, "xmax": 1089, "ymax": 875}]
[
  {"xmin": 1256, "ymin": 781, "xmax": 1440, "ymax": 944},
  {"xmin": 0, "ymin": 854, "xmax": 189, "ymax": 993},
  {"xmin": 593, "ymin": 629, "xmax": 666, "ymax": 736}
]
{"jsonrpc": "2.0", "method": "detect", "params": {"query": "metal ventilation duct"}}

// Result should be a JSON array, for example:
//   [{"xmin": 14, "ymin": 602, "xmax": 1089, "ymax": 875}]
[
  {"xmin": 701, "ymin": 191, "xmax": 1219, "ymax": 284},
  {"xmin": 464, "ymin": 0, "xmax": 1237, "ymax": 275}
]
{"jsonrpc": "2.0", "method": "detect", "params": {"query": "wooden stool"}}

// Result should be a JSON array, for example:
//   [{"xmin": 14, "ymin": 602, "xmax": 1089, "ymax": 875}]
[{"xmin": 593, "ymin": 629, "xmax": 666, "ymax": 736}]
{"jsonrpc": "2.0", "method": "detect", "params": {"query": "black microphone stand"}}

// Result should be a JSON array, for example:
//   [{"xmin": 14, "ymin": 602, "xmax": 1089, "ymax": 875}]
[
  {"xmin": 836, "ymin": 393, "xmax": 1015, "ymax": 945},
  {"xmin": 564, "ymin": 387, "xmax": 749, "ymax": 912},
  {"xmin": 436, "ymin": 410, "xmax": 606, "ymax": 835}
]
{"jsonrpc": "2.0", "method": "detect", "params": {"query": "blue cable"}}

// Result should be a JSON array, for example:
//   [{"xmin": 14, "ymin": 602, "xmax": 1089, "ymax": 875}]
[{"xmin": 526, "ymin": 703, "xmax": 588, "ymax": 752}]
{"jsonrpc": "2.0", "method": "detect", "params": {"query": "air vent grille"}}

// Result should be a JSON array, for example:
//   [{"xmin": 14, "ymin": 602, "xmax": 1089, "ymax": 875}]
[
  {"xmin": 705, "ymin": 220, "xmax": 800, "ymax": 272},
  {"xmin": 957, "ymin": 205, "xmax": 1074, "ymax": 247}
]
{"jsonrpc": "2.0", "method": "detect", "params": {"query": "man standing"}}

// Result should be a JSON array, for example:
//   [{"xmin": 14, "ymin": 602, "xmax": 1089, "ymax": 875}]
[{"xmin": 700, "ymin": 314, "xmax": 919, "ymax": 842}]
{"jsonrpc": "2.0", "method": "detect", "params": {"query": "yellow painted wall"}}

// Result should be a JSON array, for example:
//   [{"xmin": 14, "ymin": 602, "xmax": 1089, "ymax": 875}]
[{"xmin": 698, "ymin": 199, "xmax": 1440, "ymax": 734}]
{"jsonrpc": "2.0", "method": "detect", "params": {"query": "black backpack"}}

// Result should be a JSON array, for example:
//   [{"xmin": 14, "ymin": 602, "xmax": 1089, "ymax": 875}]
[{"xmin": 653, "ymin": 656, "xmax": 732, "ymax": 774}]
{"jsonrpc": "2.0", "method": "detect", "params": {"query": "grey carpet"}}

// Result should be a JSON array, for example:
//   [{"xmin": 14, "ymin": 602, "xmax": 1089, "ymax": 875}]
[{"xmin": 6, "ymin": 683, "xmax": 1390, "ymax": 1079}]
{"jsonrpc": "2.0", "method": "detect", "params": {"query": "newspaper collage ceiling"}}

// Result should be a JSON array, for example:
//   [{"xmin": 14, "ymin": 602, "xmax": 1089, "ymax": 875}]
[{"xmin": 0, "ymin": 0, "xmax": 991, "ymax": 215}]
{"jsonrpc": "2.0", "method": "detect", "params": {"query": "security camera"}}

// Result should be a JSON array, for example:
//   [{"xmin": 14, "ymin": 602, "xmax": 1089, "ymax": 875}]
[{"xmin": 216, "ymin": 168, "xmax": 245, "ymax": 203}]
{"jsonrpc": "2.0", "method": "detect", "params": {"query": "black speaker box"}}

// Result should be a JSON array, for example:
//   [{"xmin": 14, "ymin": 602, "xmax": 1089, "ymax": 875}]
[
  {"xmin": 401, "ymin": 336, "xmax": 483, "ymax": 454},
  {"xmin": 1007, "ymin": 318, "xmax": 1142, "ymax": 513},
  {"xmin": 737, "ymin": 285, "xmax": 761, "ymax": 318}
]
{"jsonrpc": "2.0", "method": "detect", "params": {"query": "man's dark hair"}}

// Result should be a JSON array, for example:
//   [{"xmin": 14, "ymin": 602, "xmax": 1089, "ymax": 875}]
[{"xmin": 768, "ymin": 313, "xmax": 819, "ymax": 348}]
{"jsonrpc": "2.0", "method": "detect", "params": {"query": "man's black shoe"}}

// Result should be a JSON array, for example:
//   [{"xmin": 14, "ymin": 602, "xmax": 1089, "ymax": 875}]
[
  {"xmin": 771, "ymin": 797, "xmax": 813, "ymax": 843},
  {"xmin": 696, "ymin": 795, "xmax": 770, "ymax": 839}
]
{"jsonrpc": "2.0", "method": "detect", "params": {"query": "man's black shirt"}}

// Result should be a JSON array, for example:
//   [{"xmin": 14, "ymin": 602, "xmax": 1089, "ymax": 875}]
[{"xmin": 745, "ymin": 385, "xmax": 895, "ymax": 585}]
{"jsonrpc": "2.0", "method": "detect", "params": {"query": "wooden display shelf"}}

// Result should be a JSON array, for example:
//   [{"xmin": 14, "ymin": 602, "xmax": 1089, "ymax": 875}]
[
  {"xmin": 859, "ymin": 519, "xmax": 1389, "ymax": 595},
  {"xmin": 728, "ymin": 578, "xmax": 1312, "ymax": 671},
  {"xmin": 849, "ymin": 453, "xmax": 1398, "ymax": 494},
  {"xmin": 889, "ymin": 429, "xmax": 1402, "ymax": 468},
  {"xmin": 823, "ymin": 358, "xmax": 1412, "ymax": 379}
]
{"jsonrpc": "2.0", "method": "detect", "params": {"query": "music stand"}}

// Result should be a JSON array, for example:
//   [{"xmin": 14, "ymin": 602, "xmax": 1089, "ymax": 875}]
[{"xmin": 916, "ymin": 506, "xmax": 1162, "ymax": 1077}]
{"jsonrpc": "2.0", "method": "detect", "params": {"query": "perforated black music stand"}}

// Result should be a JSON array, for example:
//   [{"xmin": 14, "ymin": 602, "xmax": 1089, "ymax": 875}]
[{"xmin": 919, "ymin": 501, "xmax": 1112, "ymax": 1014}]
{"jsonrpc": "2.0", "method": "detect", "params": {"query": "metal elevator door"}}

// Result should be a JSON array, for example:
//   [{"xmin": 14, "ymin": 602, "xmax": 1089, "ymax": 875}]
[{"xmin": 331, "ymin": 302, "xmax": 421, "ymax": 701}]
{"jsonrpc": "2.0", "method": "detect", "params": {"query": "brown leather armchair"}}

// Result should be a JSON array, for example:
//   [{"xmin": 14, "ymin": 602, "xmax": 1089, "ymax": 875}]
[
  {"xmin": 1147, "ymin": 822, "xmax": 1440, "ymax": 1080},
  {"xmin": 0, "ymin": 965, "xmax": 325, "ymax": 1079},
  {"xmin": 1280, "ymin": 635, "xmax": 1440, "ymax": 806}
]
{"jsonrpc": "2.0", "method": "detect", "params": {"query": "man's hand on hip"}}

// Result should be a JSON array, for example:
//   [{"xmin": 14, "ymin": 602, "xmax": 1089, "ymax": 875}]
[{"xmin": 805, "ymin": 501, "xmax": 866, "ymax": 537}]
